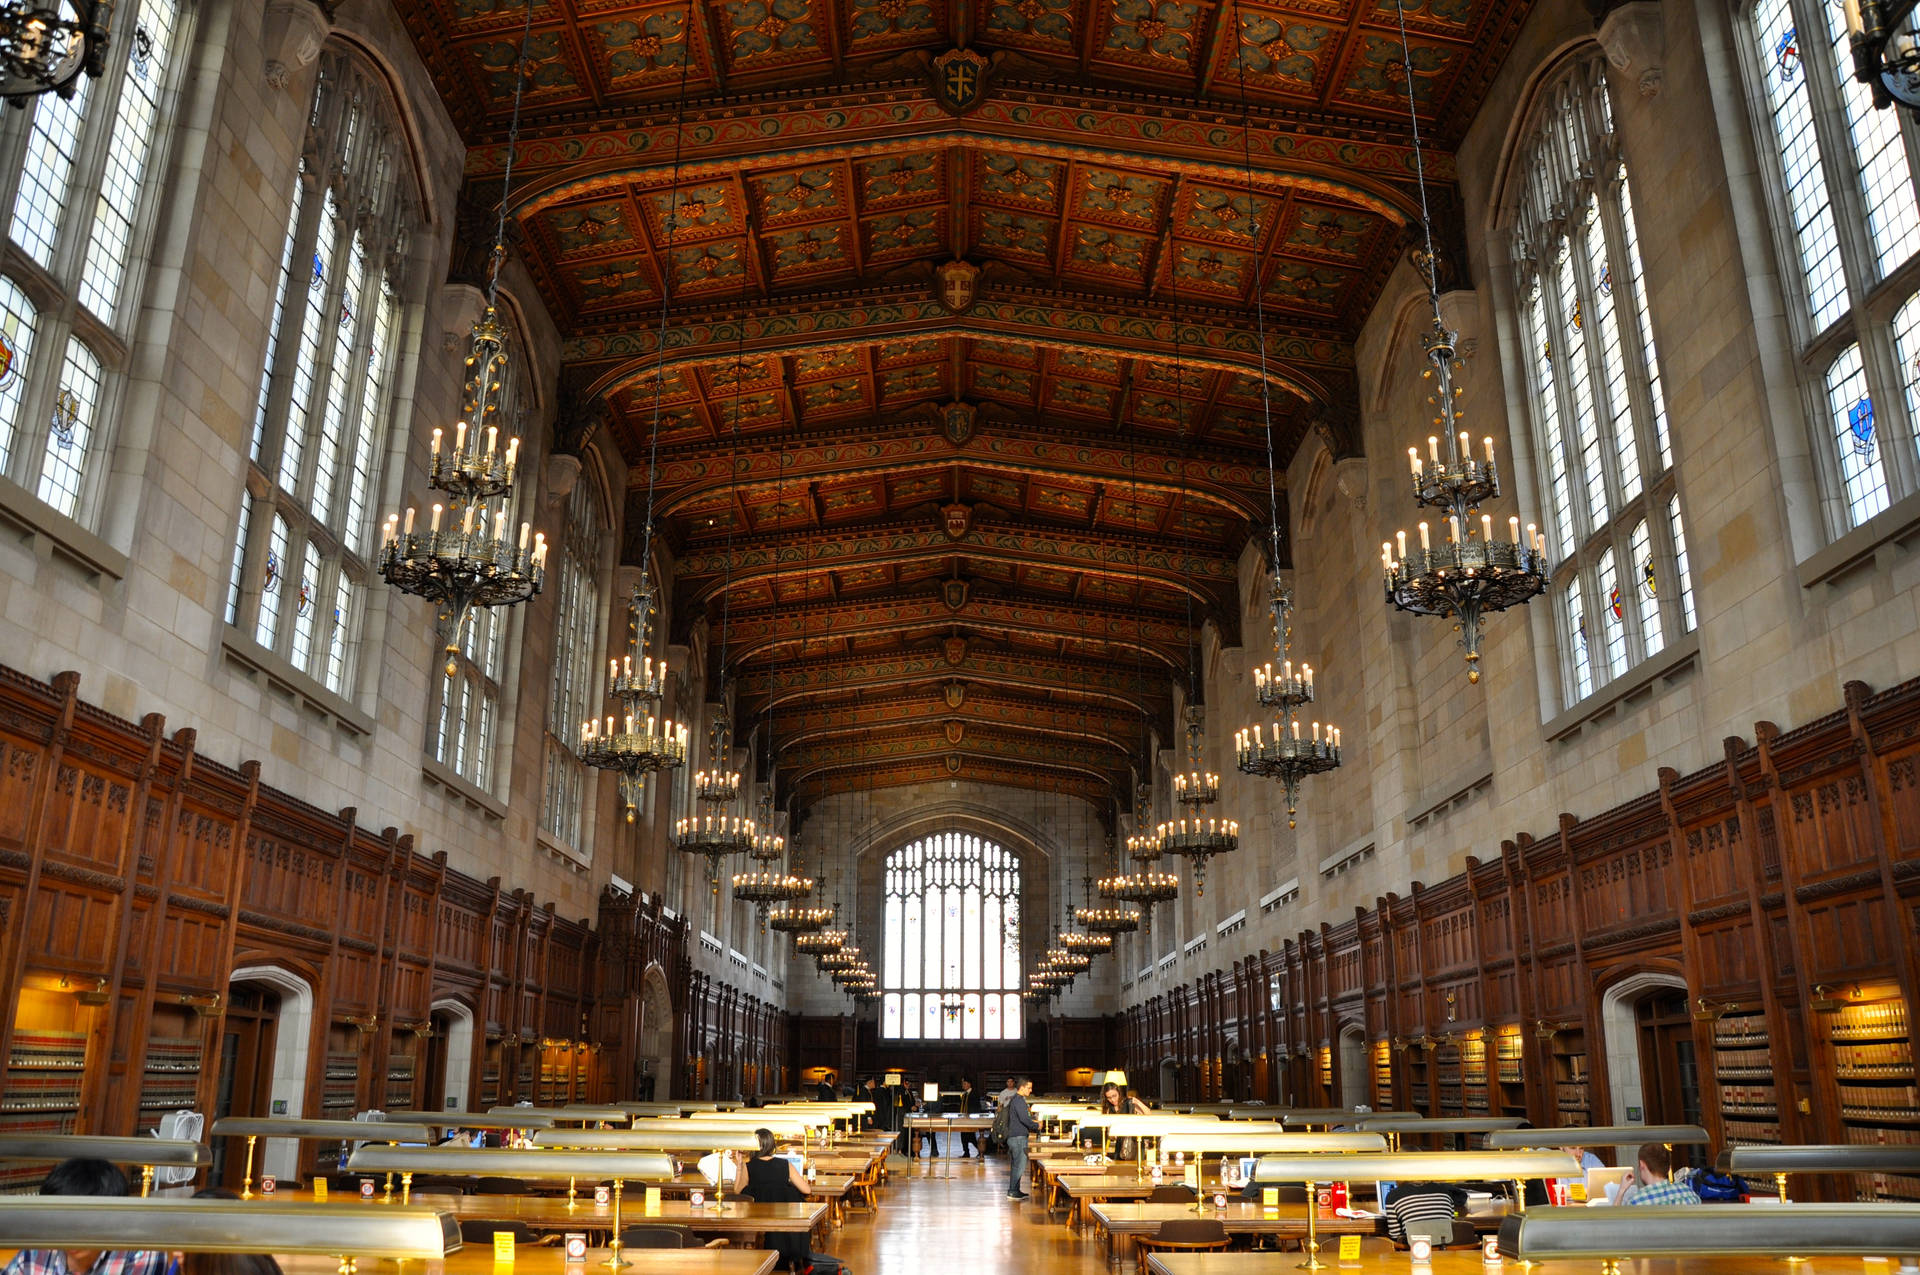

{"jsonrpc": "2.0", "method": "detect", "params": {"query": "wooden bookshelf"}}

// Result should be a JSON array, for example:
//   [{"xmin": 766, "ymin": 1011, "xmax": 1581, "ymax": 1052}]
[
  {"xmin": 1550, "ymin": 1029, "xmax": 1590, "ymax": 1127},
  {"xmin": 137, "ymin": 1004, "xmax": 204, "ymax": 1135},
  {"xmin": 1460, "ymin": 1035, "xmax": 1489, "ymax": 1115},
  {"xmin": 1494, "ymin": 1025, "xmax": 1528, "ymax": 1117},
  {"xmin": 1824, "ymin": 993, "xmax": 1920, "ymax": 1201},
  {"xmin": 1435, "ymin": 1040, "xmax": 1463, "ymax": 1117},
  {"xmin": 2, "ymin": 987, "xmax": 93, "ymax": 1194},
  {"xmin": 1371, "ymin": 1039, "xmax": 1393, "ymax": 1109},
  {"xmin": 1711, "ymin": 1009, "xmax": 1780, "ymax": 1146}
]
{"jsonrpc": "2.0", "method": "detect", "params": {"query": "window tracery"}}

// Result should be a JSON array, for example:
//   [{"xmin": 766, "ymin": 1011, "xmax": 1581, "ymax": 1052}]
[{"xmin": 881, "ymin": 832, "xmax": 1022, "ymax": 1041}]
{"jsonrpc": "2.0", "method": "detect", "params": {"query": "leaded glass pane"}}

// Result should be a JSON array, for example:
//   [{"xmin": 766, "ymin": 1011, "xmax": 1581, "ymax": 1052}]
[
  {"xmin": 0, "ymin": 279, "xmax": 38, "ymax": 473},
  {"xmin": 1825, "ymin": 343, "xmax": 1889, "ymax": 525},
  {"xmin": 1754, "ymin": 0, "xmax": 1848, "ymax": 330},
  {"xmin": 252, "ymin": 176, "xmax": 305, "ymax": 464},
  {"xmin": 37, "ymin": 339, "xmax": 103, "ymax": 516},
  {"xmin": 1566, "ymin": 586, "xmax": 1594, "ymax": 701},
  {"xmin": 78, "ymin": 0, "xmax": 178, "ymax": 325},
  {"xmin": 1597, "ymin": 547, "xmax": 1627, "ymax": 679},
  {"xmin": 10, "ymin": 84, "xmax": 90, "ymax": 269},
  {"xmin": 882, "ymin": 833, "xmax": 1022, "ymax": 1039},
  {"xmin": 1821, "ymin": 0, "xmax": 1920, "ymax": 277},
  {"xmin": 1631, "ymin": 519, "xmax": 1663, "ymax": 656}
]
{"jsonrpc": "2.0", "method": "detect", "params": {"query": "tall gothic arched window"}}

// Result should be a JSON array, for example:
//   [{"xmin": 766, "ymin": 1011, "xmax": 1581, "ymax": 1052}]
[
  {"xmin": 881, "ymin": 833, "xmax": 1022, "ymax": 1042},
  {"xmin": 0, "ymin": 0, "xmax": 189, "ymax": 524},
  {"xmin": 541, "ymin": 471, "xmax": 609, "ymax": 857},
  {"xmin": 224, "ymin": 50, "xmax": 417, "ymax": 699},
  {"xmin": 1508, "ymin": 54, "xmax": 1695, "ymax": 707},
  {"xmin": 1746, "ymin": 0, "xmax": 1920, "ymax": 533}
]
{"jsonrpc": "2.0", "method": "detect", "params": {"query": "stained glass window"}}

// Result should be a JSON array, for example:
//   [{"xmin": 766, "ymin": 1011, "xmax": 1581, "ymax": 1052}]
[
  {"xmin": 0, "ymin": 0, "xmax": 184, "ymax": 524},
  {"xmin": 881, "ymin": 833, "xmax": 1022, "ymax": 1041},
  {"xmin": 227, "ymin": 51, "xmax": 417, "ymax": 701},
  {"xmin": 1749, "ymin": 0, "xmax": 1920, "ymax": 535},
  {"xmin": 1508, "ymin": 54, "xmax": 1695, "ymax": 708}
]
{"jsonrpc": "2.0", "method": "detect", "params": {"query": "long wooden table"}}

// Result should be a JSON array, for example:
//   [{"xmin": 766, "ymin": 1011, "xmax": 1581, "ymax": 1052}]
[
  {"xmin": 1088, "ymin": 1201, "xmax": 1377, "ymax": 1269},
  {"xmin": 1056, "ymin": 1173, "xmax": 1239, "ymax": 1228},
  {"xmin": 1144, "ymin": 1255, "xmax": 1910, "ymax": 1275},
  {"xmin": 902, "ymin": 1115, "xmax": 993, "ymax": 1158},
  {"xmin": 274, "ymin": 1251, "xmax": 775, "ymax": 1275},
  {"xmin": 267, "ymin": 1191, "xmax": 827, "ymax": 1246}
]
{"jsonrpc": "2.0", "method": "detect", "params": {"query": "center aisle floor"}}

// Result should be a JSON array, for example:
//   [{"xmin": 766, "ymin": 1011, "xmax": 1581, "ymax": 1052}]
[{"xmin": 824, "ymin": 1151, "xmax": 1113, "ymax": 1274}]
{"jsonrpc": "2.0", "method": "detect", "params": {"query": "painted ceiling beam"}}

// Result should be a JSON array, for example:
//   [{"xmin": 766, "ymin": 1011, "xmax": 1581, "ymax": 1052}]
[
  {"xmin": 632, "ymin": 413, "xmax": 1290, "ymax": 524},
  {"xmin": 733, "ymin": 645, "xmax": 1174, "ymax": 717},
  {"xmin": 714, "ymin": 590, "xmax": 1195, "ymax": 666},
  {"xmin": 768, "ymin": 688, "xmax": 1146, "ymax": 752}
]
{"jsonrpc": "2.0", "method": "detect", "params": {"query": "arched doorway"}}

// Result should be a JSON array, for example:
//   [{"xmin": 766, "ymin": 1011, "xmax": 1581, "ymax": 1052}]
[
  {"xmin": 1600, "ymin": 971, "xmax": 1702, "ymax": 1161},
  {"xmin": 1158, "ymin": 1058, "xmax": 1179, "ymax": 1102},
  {"xmin": 637, "ymin": 966, "xmax": 673, "ymax": 1101},
  {"xmin": 429, "ymin": 999, "xmax": 474, "ymax": 1116},
  {"xmin": 222, "ymin": 966, "xmax": 314, "ymax": 1184},
  {"xmin": 1337, "ymin": 1024, "xmax": 1369, "ymax": 1108}
]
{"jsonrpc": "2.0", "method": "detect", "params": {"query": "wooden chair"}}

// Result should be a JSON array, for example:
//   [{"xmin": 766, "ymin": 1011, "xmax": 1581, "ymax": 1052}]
[
  {"xmin": 844, "ymin": 1163, "xmax": 879, "ymax": 1213},
  {"xmin": 409, "ymin": 1174, "xmax": 472, "ymax": 1196},
  {"xmin": 618, "ymin": 1225, "xmax": 728, "ymax": 1250},
  {"xmin": 1148, "ymin": 1185, "xmax": 1197, "ymax": 1203},
  {"xmin": 459, "ymin": 1221, "xmax": 538, "ymax": 1246},
  {"xmin": 1133, "ymin": 1217, "xmax": 1232, "ymax": 1262},
  {"xmin": 475, "ymin": 1176, "xmax": 531, "ymax": 1195}
]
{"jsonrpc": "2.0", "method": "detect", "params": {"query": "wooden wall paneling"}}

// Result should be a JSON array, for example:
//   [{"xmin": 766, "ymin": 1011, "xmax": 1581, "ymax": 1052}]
[{"xmin": 0, "ymin": 672, "xmax": 82, "ymax": 1110}]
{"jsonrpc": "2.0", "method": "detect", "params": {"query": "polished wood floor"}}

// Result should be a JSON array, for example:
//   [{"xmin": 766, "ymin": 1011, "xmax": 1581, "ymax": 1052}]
[{"xmin": 828, "ymin": 1149, "xmax": 1111, "ymax": 1274}]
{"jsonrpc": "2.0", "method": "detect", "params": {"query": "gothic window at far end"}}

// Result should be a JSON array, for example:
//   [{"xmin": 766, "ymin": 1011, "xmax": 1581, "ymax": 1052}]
[
  {"xmin": 881, "ymin": 833, "xmax": 1023, "ymax": 1042},
  {"xmin": 1508, "ymin": 54, "xmax": 1696, "ymax": 710},
  {"xmin": 1747, "ymin": 0, "xmax": 1920, "ymax": 537}
]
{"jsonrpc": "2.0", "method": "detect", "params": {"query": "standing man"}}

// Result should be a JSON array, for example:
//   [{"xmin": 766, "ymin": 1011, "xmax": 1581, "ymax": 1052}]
[
  {"xmin": 957, "ymin": 1077, "xmax": 984, "ymax": 1158},
  {"xmin": 1004, "ymin": 1077, "xmax": 1040, "ymax": 1201},
  {"xmin": 815, "ymin": 1072, "xmax": 836, "ymax": 1102}
]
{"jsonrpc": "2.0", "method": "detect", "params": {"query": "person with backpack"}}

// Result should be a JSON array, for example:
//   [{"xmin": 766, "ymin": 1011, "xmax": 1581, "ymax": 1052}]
[{"xmin": 1002, "ymin": 1077, "xmax": 1040, "ymax": 1201}]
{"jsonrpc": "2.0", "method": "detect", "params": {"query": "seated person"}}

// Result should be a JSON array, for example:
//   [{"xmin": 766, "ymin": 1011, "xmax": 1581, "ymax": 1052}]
[
  {"xmin": 1617, "ymin": 1143, "xmax": 1701, "ymax": 1207},
  {"xmin": 2, "ymin": 1159, "xmax": 167, "ymax": 1275},
  {"xmin": 1382, "ymin": 1180, "xmax": 1469, "ymax": 1245},
  {"xmin": 734, "ymin": 1129, "xmax": 812, "ymax": 1271}
]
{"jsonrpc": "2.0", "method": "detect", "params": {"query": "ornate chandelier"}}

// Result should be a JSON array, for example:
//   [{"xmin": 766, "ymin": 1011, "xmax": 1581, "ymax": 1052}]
[
  {"xmin": 674, "ymin": 715, "xmax": 754, "ymax": 887},
  {"xmin": 1101, "ymin": 793, "xmax": 1177, "ymax": 929},
  {"xmin": 1058, "ymin": 929, "xmax": 1113, "ymax": 955},
  {"xmin": 1075, "ymin": 902, "xmax": 1142, "ymax": 934},
  {"xmin": 818, "ymin": 945, "xmax": 864, "ymax": 972},
  {"xmin": 580, "ymin": 581, "xmax": 688, "ymax": 821},
  {"xmin": 768, "ymin": 847, "xmax": 831, "ymax": 934},
  {"xmin": 1378, "ymin": 0, "xmax": 1546, "ymax": 683},
  {"xmin": 732, "ymin": 867, "xmax": 812, "ymax": 923},
  {"xmin": 794, "ymin": 928, "xmax": 846, "ymax": 955},
  {"xmin": 1160, "ymin": 707, "xmax": 1238, "ymax": 894},
  {"xmin": 380, "ymin": 12, "xmax": 544, "ymax": 673},
  {"xmin": 1, "ymin": 0, "xmax": 109, "ymax": 103},
  {"xmin": 1236, "ymin": 577, "xmax": 1341, "ymax": 829},
  {"xmin": 1841, "ymin": 0, "xmax": 1920, "ymax": 110}
]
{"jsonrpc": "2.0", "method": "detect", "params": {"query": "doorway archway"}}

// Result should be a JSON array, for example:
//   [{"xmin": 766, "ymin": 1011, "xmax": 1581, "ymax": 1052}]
[
  {"xmin": 1599, "ymin": 971, "xmax": 1697, "ymax": 1152},
  {"xmin": 638, "ymin": 965, "xmax": 673, "ymax": 1101},
  {"xmin": 1157, "ymin": 1058, "xmax": 1179, "ymax": 1102},
  {"xmin": 1337, "ymin": 1024, "xmax": 1369, "ymax": 1108},
  {"xmin": 225, "ymin": 966, "xmax": 314, "ymax": 1182},
  {"xmin": 430, "ymin": 999, "xmax": 475, "ymax": 1115}
]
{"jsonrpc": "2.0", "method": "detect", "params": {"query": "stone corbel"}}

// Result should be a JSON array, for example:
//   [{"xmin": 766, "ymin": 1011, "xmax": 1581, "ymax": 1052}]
[
  {"xmin": 1598, "ymin": 0, "xmax": 1665, "ymax": 99},
  {"xmin": 545, "ymin": 452, "xmax": 582, "ymax": 510},
  {"xmin": 437, "ymin": 282, "xmax": 489, "ymax": 355},
  {"xmin": 1332, "ymin": 457, "xmax": 1369, "ymax": 511},
  {"xmin": 262, "ymin": 0, "xmax": 329, "ymax": 91}
]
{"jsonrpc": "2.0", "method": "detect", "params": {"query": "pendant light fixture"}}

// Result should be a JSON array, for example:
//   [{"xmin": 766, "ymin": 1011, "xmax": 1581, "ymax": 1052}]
[
  {"xmin": 380, "ymin": 0, "xmax": 545, "ymax": 674},
  {"xmin": 1378, "ymin": 0, "xmax": 1547, "ymax": 682}
]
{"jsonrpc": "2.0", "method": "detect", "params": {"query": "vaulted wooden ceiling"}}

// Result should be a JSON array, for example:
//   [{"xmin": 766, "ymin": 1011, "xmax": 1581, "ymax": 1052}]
[{"xmin": 395, "ymin": 0, "xmax": 1529, "ymax": 812}]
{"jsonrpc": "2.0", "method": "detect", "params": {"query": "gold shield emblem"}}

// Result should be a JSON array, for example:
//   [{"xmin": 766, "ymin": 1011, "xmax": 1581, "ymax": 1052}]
[
  {"xmin": 936, "ymin": 257, "xmax": 981, "ymax": 313},
  {"xmin": 945, "ymin": 754, "xmax": 962, "ymax": 775},
  {"xmin": 932, "ymin": 47, "xmax": 990, "ymax": 116},
  {"xmin": 942, "ymin": 636, "xmax": 968, "ymax": 666},
  {"xmin": 944, "ymin": 720, "xmax": 965, "ymax": 745},
  {"xmin": 944, "ymin": 682, "xmax": 966, "ymax": 709}
]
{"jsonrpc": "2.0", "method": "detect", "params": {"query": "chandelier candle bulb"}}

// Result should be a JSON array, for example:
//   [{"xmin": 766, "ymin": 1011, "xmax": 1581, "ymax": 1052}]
[
  {"xmin": 1419, "ymin": 521, "xmax": 1430, "ymax": 551},
  {"xmin": 429, "ymin": 503, "xmax": 443, "ymax": 534},
  {"xmin": 1410, "ymin": 448, "xmax": 1422, "ymax": 477},
  {"xmin": 1458, "ymin": 430, "xmax": 1470, "ymax": 461},
  {"xmin": 485, "ymin": 425, "xmax": 496, "ymax": 456},
  {"xmin": 454, "ymin": 419, "xmax": 466, "ymax": 453},
  {"xmin": 1482, "ymin": 514, "xmax": 1493, "ymax": 541},
  {"xmin": 1509, "ymin": 516, "xmax": 1520, "ymax": 543},
  {"xmin": 1397, "ymin": 529, "xmax": 1407, "ymax": 558},
  {"xmin": 1484, "ymin": 436, "xmax": 1496, "ymax": 463},
  {"xmin": 1429, "ymin": 435, "xmax": 1440, "ymax": 463},
  {"xmin": 431, "ymin": 428, "xmax": 442, "ymax": 455}
]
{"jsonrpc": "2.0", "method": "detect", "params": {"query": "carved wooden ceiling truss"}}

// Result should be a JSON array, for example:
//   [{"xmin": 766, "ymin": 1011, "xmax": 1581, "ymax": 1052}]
[{"xmin": 393, "ymin": 0, "xmax": 1530, "ymax": 809}]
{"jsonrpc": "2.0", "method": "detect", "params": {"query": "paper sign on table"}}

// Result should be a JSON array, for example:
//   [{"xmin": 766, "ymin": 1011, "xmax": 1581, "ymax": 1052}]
[
  {"xmin": 643, "ymin": 1186, "xmax": 662, "ymax": 1215},
  {"xmin": 311, "ymin": 1179, "xmax": 327, "ymax": 1202},
  {"xmin": 1261, "ymin": 1187, "xmax": 1279, "ymax": 1208},
  {"xmin": 1183, "ymin": 1163, "xmax": 1199, "ymax": 1189},
  {"xmin": 1338, "ymin": 1235, "xmax": 1363, "ymax": 1262},
  {"xmin": 563, "ymin": 1234, "xmax": 587, "ymax": 1263},
  {"xmin": 492, "ymin": 1232, "xmax": 515, "ymax": 1264}
]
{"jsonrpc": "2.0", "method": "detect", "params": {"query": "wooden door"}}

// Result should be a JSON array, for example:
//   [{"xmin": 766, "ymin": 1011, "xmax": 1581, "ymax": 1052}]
[
  {"xmin": 1636, "ymin": 990, "xmax": 1704, "ymax": 1162},
  {"xmin": 213, "ymin": 984, "xmax": 280, "ymax": 1187},
  {"xmin": 424, "ymin": 1013, "xmax": 450, "ymax": 1116}
]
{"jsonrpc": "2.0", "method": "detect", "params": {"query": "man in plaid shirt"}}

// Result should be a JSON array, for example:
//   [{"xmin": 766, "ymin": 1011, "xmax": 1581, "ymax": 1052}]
[
  {"xmin": 1620, "ymin": 1142, "xmax": 1702, "ymax": 1207},
  {"xmin": 1, "ymin": 1159, "xmax": 167, "ymax": 1275}
]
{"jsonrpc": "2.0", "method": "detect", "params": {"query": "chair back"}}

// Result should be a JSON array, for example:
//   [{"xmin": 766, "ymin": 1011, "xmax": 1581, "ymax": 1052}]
[
  {"xmin": 475, "ymin": 1177, "xmax": 529, "ymax": 1195},
  {"xmin": 1154, "ymin": 1218, "xmax": 1229, "ymax": 1244},
  {"xmin": 619, "ymin": 1225, "xmax": 697, "ymax": 1249},
  {"xmin": 459, "ymin": 1221, "xmax": 536, "ymax": 1245},
  {"xmin": 410, "ymin": 1175, "xmax": 471, "ymax": 1195},
  {"xmin": 1148, "ymin": 1185, "xmax": 1196, "ymax": 1203}
]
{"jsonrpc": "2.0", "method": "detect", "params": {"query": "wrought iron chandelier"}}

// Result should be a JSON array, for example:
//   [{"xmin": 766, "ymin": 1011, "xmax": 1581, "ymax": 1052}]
[
  {"xmin": 1378, "ymin": 0, "xmax": 1547, "ymax": 683},
  {"xmin": 674, "ymin": 715, "xmax": 755, "ymax": 887},
  {"xmin": 1236, "ymin": 577, "xmax": 1341, "ymax": 829},
  {"xmin": 1058, "ymin": 929, "xmax": 1113, "ymax": 956},
  {"xmin": 580, "ymin": 580, "xmax": 688, "ymax": 821},
  {"xmin": 380, "ymin": 2, "xmax": 544, "ymax": 672},
  {"xmin": 1101, "ymin": 790, "xmax": 1177, "ymax": 929},
  {"xmin": 1, "ymin": 0, "xmax": 110, "ymax": 103},
  {"xmin": 818, "ymin": 945, "xmax": 864, "ymax": 972},
  {"xmin": 768, "ymin": 845, "xmax": 832, "ymax": 934},
  {"xmin": 732, "ymin": 867, "xmax": 811, "ymax": 924},
  {"xmin": 1842, "ymin": 0, "xmax": 1920, "ymax": 109},
  {"xmin": 794, "ymin": 927, "xmax": 847, "ymax": 955},
  {"xmin": 1159, "ymin": 707, "xmax": 1238, "ymax": 894}
]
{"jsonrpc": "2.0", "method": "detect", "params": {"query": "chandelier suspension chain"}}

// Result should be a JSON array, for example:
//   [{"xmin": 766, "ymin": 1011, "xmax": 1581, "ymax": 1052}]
[{"xmin": 1231, "ymin": 0, "xmax": 1285, "ymax": 578}]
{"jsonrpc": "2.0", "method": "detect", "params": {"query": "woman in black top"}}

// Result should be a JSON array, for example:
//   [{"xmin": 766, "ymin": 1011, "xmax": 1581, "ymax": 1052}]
[{"xmin": 733, "ymin": 1128, "xmax": 812, "ymax": 1272}]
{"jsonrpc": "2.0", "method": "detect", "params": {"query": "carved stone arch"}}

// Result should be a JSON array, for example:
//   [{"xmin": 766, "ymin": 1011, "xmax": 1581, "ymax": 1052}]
[
  {"xmin": 1596, "ymin": 964, "xmax": 1692, "ymax": 1130},
  {"xmin": 1484, "ymin": 40, "xmax": 1614, "ymax": 235},
  {"xmin": 227, "ymin": 964, "xmax": 318, "ymax": 1182},
  {"xmin": 313, "ymin": 32, "xmax": 437, "ymax": 226},
  {"xmin": 636, "ymin": 962, "xmax": 674, "ymax": 1096},
  {"xmin": 428, "ymin": 997, "xmax": 476, "ymax": 1113}
]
